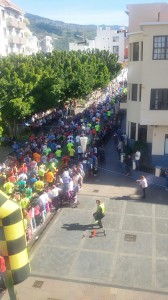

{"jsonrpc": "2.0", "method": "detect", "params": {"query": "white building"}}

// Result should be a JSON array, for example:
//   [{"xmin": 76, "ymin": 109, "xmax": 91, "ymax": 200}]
[
  {"xmin": 69, "ymin": 39, "xmax": 95, "ymax": 52},
  {"xmin": 0, "ymin": 0, "xmax": 40, "ymax": 56},
  {"xmin": 24, "ymin": 27, "xmax": 40, "ymax": 55},
  {"xmin": 69, "ymin": 27, "xmax": 126, "ymax": 62},
  {"xmin": 95, "ymin": 27, "xmax": 126, "ymax": 62},
  {"xmin": 40, "ymin": 36, "xmax": 53, "ymax": 53}
]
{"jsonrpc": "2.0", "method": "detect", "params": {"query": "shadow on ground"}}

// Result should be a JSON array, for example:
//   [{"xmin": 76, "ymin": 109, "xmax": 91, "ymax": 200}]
[{"xmin": 62, "ymin": 223, "xmax": 98, "ymax": 231}]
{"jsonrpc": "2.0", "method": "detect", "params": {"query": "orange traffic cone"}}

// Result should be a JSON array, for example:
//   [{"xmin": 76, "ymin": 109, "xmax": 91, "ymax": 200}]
[{"xmin": 89, "ymin": 230, "xmax": 97, "ymax": 238}]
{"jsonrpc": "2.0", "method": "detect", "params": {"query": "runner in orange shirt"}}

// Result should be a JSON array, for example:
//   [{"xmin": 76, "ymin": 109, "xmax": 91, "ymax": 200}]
[
  {"xmin": 45, "ymin": 170, "xmax": 55, "ymax": 186},
  {"xmin": 33, "ymin": 152, "xmax": 41, "ymax": 164}
]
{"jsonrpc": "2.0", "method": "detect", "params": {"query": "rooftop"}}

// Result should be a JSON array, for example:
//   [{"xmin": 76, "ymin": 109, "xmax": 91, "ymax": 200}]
[{"xmin": 0, "ymin": 0, "xmax": 23, "ymax": 14}]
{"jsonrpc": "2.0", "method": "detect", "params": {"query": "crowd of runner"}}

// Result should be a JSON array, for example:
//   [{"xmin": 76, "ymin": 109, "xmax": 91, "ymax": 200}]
[{"xmin": 0, "ymin": 79, "xmax": 127, "ymax": 242}]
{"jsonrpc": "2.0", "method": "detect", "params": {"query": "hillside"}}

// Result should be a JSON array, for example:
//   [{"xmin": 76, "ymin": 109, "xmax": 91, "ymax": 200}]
[{"xmin": 25, "ymin": 13, "xmax": 123, "ymax": 51}]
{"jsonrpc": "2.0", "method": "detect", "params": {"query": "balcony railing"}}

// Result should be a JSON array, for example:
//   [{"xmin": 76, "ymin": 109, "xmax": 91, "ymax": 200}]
[
  {"xmin": 7, "ymin": 18, "xmax": 26, "ymax": 30},
  {"xmin": 8, "ymin": 36, "xmax": 26, "ymax": 45}
]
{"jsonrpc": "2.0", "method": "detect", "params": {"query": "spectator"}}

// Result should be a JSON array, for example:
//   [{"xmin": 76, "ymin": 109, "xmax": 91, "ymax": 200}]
[
  {"xmin": 136, "ymin": 175, "xmax": 148, "ymax": 199},
  {"xmin": 125, "ymin": 155, "xmax": 132, "ymax": 176},
  {"xmin": 0, "ymin": 251, "xmax": 6, "ymax": 293},
  {"xmin": 165, "ymin": 168, "xmax": 168, "ymax": 191},
  {"xmin": 134, "ymin": 150, "xmax": 141, "ymax": 170}
]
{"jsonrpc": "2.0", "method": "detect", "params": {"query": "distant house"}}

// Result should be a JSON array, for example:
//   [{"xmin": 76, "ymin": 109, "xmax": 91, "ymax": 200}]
[
  {"xmin": 95, "ymin": 27, "xmax": 126, "ymax": 62},
  {"xmin": 40, "ymin": 35, "xmax": 54, "ymax": 53},
  {"xmin": 69, "ymin": 26, "xmax": 127, "ymax": 62},
  {"xmin": 69, "ymin": 39, "xmax": 95, "ymax": 52}
]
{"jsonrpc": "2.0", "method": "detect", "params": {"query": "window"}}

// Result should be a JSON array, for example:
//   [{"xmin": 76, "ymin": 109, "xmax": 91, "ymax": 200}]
[
  {"xmin": 113, "ymin": 46, "xmax": 119, "ymax": 54},
  {"xmin": 2, "ymin": 10, "xmax": 5, "ymax": 20},
  {"xmin": 138, "ymin": 125, "xmax": 147, "ymax": 142},
  {"xmin": 133, "ymin": 42, "xmax": 139, "ymax": 61},
  {"xmin": 129, "ymin": 43, "xmax": 132, "ymax": 61},
  {"xmin": 139, "ymin": 84, "xmax": 142, "ymax": 102},
  {"xmin": 130, "ymin": 122, "xmax": 136, "ymax": 139},
  {"xmin": 150, "ymin": 89, "xmax": 168, "ymax": 110},
  {"xmin": 132, "ymin": 84, "xmax": 138, "ymax": 101},
  {"xmin": 153, "ymin": 36, "xmax": 168, "ymax": 60},
  {"xmin": 165, "ymin": 134, "xmax": 168, "ymax": 154},
  {"xmin": 141, "ymin": 42, "xmax": 143, "ymax": 61},
  {"xmin": 113, "ymin": 37, "xmax": 119, "ymax": 42}
]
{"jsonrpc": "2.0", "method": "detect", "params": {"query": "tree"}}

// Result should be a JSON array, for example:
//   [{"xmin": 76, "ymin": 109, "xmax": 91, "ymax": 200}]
[{"xmin": 0, "ymin": 50, "xmax": 121, "ymax": 137}]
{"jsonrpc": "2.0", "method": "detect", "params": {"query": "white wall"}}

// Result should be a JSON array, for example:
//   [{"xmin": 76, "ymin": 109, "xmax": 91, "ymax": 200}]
[
  {"xmin": 152, "ymin": 126, "xmax": 168, "ymax": 155},
  {"xmin": 95, "ymin": 27, "xmax": 125, "ymax": 61}
]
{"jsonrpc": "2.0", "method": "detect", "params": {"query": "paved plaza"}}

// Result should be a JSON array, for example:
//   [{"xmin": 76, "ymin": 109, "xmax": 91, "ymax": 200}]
[{"xmin": 29, "ymin": 187, "xmax": 168, "ymax": 293}]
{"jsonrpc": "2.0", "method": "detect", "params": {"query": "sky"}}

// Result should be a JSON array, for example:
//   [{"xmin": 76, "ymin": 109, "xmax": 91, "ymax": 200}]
[{"xmin": 13, "ymin": 0, "xmax": 167, "ymax": 26}]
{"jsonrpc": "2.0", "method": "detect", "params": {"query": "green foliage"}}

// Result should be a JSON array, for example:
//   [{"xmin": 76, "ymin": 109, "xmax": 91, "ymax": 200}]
[
  {"xmin": 0, "ymin": 50, "xmax": 121, "ymax": 137},
  {"xmin": 0, "ymin": 113, "xmax": 3, "ymax": 142}
]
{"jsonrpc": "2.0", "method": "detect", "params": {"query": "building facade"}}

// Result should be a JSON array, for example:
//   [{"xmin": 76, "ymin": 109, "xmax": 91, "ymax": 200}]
[
  {"xmin": 69, "ymin": 39, "xmax": 95, "ymax": 52},
  {"xmin": 69, "ymin": 27, "xmax": 127, "ymax": 62},
  {"xmin": 40, "ymin": 36, "xmax": 53, "ymax": 53},
  {"xmin": 0, "ymin": 0, "xmax": 26, "ymax": 55},
  {"xmin": 0, "ymin": 0, "xmax": 40, "ymax": 56},
  {"xmin": 95, "ymin": 27, "xmax": 126, "ymax": 62},
  {"xmin": 123, "ymin": 3, "xmax": 168, "ymax": 166}
]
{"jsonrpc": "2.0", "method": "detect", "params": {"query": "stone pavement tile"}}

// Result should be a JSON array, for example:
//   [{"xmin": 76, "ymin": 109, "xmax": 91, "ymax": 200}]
[
  {"xmin": 83, "ymin": 229, "xmax": 119, "ymax": 252},
  {"xmin": 69, "ymin": 251, "xmax": 114, "ymax": 284},
  {"xmin": 125, "ymin": 202, "xmax": 153, "ymax": 216},
  {"xmin": 103, "ymin": 214, "xmax": 122, "ymax": 229},
  {"xmin": 55, "ymin": 208, "xmax": 92, "ymax": 227},
  {"xmin": 31, "ymin": 246, "xmax": 78, "ymax": 277},
  {"xmin": 42, "ymin": 224, "xmax": 85, "ymax": 248},
  {"xmin": 156, "ymin": 260, "xmax": 168, "ymax": 289},
  {"xmin": 119, "ymin": 232, "xmax": 152, "ymax": 256},
  {"xmin": 122, "ymin": 215, "xmax": 152, "ymax": 233},
  {"xmin": 111, "ymin": 256, "xmax": 152, "ymax": 289},
  {"xmin": 156, "ymin": 219, "xmax": 168, "ymax": 234},
  {"xmin": 78, "ymin": 196, "xmax": 103, "ymax": 210},
  {"xmin": 105, "ymin": 198, "xmax": 125, "ymax": 213},
  {"xmin": 156, "ymin": 205, "xmax": 168, "ymax": 218},
  {"xmin": 156, "ymin": 236, "xmax": 168, "ymax": 258}
]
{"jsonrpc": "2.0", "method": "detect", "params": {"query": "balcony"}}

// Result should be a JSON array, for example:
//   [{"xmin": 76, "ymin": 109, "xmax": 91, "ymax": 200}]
[
  {"xmin": 8, "ymin": 35, "xmax": 26, "ymax": 45},
  {"xmin": 7, "ymin": 18, "xmax": 26, "ymax": 30}
]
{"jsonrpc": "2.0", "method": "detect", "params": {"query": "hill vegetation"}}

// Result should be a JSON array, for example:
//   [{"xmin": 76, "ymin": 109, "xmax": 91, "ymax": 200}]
[{"xmin": 25, "ymin": 13, "xmax": 122, "ymax": 51}]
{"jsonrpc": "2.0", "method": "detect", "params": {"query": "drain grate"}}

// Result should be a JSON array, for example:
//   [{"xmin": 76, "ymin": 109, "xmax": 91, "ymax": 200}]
[
  {"xmin": 93, "ymin": 189, "xmax": 99, "ymax": 192},
  {"xmin": 47, "ymin": 299, "xmax": 62, "ymax": 300},
  {"xmin": 47, "ymin": 299, "xmax": 61, "ymax": 300},
  {"xmin": 124, "ymin": 234, "xmax": 136, "ymax": 242},
  {"xmin": 33, "ymin": 280, "xmax": 44, "ymax": 288}
]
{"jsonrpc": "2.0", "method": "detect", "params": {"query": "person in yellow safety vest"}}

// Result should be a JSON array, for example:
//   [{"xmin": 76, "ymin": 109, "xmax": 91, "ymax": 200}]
[{"xmin": 93, "ymin": 200, "xmax": 105, "ymax": 228}]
